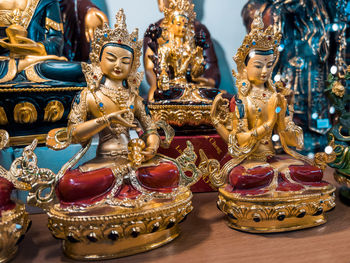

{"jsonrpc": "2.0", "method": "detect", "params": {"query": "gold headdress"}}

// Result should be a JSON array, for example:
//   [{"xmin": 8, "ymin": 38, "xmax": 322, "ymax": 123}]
[
  {"xmin": 162, "ymin": 0, "xmax": 196, "ymax": 42},
  {"xmin": 233, "ymin": 11, "xmax": 282, "ymax": 95},
  {"xmin": 163, "ymin": 0, "xmax": 196, "ymax": 23},
  {"xmin": 83, "ymin": 9, "xmax": 143, "ymax": 93}
]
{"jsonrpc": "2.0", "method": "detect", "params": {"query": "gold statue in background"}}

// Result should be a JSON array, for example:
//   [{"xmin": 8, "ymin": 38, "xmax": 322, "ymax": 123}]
[
  {"xmin": 146, "ymin": 0, "xmax": 221, "ymax": 127},
  {"xmin": 207, "ymin": 12, "xmax": 336, "ymax": 233}
]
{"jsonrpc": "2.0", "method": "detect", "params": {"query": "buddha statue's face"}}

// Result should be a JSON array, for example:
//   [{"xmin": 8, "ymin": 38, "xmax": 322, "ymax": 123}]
[
  {"xmin": 171, "ymin": 15, "xmax": 189, "ymax": 38},
  {"xmin": 100, "ymin": 45, "xmax": 133, "ymax": 81},
  {"xmin": 246, "ymin": 52, "xmax": 274, "ymax": 86}
]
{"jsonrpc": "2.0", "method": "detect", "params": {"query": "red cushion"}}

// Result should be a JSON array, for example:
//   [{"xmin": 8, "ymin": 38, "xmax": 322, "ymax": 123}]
[
  {"xmin": 0, "ymin": 177, "xmax": 15, "ymax": 216},
  {"xmin": 289, "ymin": 165, "xmax": 323, "ymax": 182},
  {"xmin": 228, "ymin": 165, "xmax": 274, "ymax": 190},
  {"xmin": 137, "ymin": 162, "xmax": 180, "ymax": 193},
  {"xmin": 56, "ymin": 168, "xmax": 115, "ymax": 205}
]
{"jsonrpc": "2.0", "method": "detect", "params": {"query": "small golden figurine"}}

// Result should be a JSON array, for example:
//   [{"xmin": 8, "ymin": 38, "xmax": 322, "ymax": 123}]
[
  {"xmin": 207, "ymin": 12, "xmax": 336, "ymax": 233},
  {"xmin": 19, "ymin": 9, "xmax": 203, "ymax": 260},
  {"xmin": 145, "ymin": 0, "xmax": 221, "ymax": 127},
  {"xmin": 0, "ymin": 130, "xmax": 31, "ymax": 263}
]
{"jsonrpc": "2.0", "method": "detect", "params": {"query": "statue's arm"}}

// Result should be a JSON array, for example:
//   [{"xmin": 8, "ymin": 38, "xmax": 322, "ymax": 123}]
[
  {"xmin": 134, "ymin": 96, "xmax": 160, "ymax": 153},
  {"xmin": 144, "ymin": 47, "xmax": 158, "ymax": 101},
  {"xmin": 68, "ymin": 90, "xmax": 108, "ymax": 144}
]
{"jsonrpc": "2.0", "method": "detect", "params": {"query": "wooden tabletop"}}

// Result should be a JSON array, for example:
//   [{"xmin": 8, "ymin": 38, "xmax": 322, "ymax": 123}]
[{"xmin": 13, "ymin": 167, "xmax": 350, "ymax": 263}]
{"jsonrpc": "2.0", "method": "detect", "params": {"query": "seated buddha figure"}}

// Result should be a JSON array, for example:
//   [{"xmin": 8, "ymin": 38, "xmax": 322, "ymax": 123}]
[
  {"xmin": 21, "ymin": 10, "xmax": 200, "ymax": 259},
  {"xmin": 0, "ymin": 0, "xmax": 107, "ymax": 83},
  {"xmin": 51, "ymin": 9, "xmax": 183, "ymax": 207},
  {"xmin": 209, "ymin": 12, "xmax": 335, "ymax": 232},
  {"xmin": 144, "ymin": 0, "xmax": 221, "ymax": 127}
]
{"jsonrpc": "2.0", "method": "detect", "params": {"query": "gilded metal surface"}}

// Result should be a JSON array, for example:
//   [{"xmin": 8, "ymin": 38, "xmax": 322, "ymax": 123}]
[
  {"xmin": 24, "ymin": 64, "xmax": 49, "ymax": 83},
  {"xmin": 16, "ymin": 10, "xmax": 203, "ymax": 259},
  {"xmin": 146, "ymin": 0, "xmax": 215, "ymax": 102},
  {"xmin": 148, "ymin": 104, "xmax": 211, "ymax": 127},
  {"xmin": 0, "ymin": 108, "xmax": 8, "ymax": 126},
  {"xmin": 45, "ymin": 17, "xmax": 63, "ymax": 32},
  {"xmin": 217, "ymin": 185, "xmax": 336, "ymax": 233},
  {"xmin": 207, "ymin": 12, "xmax": 335, "ymax": 232},
  {"xmin": 0, "ymin": 0, "xmax": 40, "ymax": 28},
  {"xmin": 8, "ymin": 134, "xmax": 47, "ymax": 147},
  {"xmin": 84, "ymin": 7, "xmax": 109, "ymax": 43},
  {"xmin": 0, "ymin": 205, "xmax": 30, "ymax": 263},
  {"xmin": 0, "ymin": 130, "xmax": 9, "ymax": 150},
  {"xmin": 86, "ymin": 9, "xmax": 143, "ymax": 94},
  {"xmin": 9, "ymin": 140, "xmax": 56, "ymax": 209},
  {"xmin": 13, "ymin": 102, "xmax": 37, "ymax": 124},
  {"xmin": 0, "ymin": 86, "xmax": 84, "ymax": 92},
  {"xmin": 44, "ymin": 100, "xmax": 64, "ymax": 123},
  {"xmin": 48, "ymin": 191, "xmax": 192, "ymax": 260},
  {"xmin": 154, "ymin": 120, "xmax": 175, "ymax": 148}
]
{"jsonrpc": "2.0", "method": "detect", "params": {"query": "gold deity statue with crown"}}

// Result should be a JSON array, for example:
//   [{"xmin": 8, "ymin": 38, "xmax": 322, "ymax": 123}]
[
  {"xmin": 206, "ymin": 11, "xmax": 336, "ymax": 233},
  {"xmin": 146, "ymin": 0, "xmax": 221, "ymax": 127},
  {"xmin": 15, "ymin": 9, "xmax": 204, "ymax": 260}
]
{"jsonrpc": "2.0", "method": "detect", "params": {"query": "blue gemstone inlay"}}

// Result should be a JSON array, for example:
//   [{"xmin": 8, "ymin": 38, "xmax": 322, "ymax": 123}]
[
  {"xmin": 133, "ymin": 38, "xmax": 137, "ymax": 42},
  {"xmin": 275, "ymin": 106, "xmax": 281, "ymax": 113},
  {"xmin": 242, "ymin": 82, "xmax": 246, "ymax": 86},
  {"xmin": 258, "ymin": 108, "xmax": 262, "ymax": 112},
  {"xmin": 252, "ymin": 41, "xmax": 256, "ymax": 46},
  {"xmin": 130, "ymin": 105, "xmax": 134, "ymax": 109},
  {"xmin": 104, "ymin": 33, "xmax": 108, "ymax": 38},
  {"xmin": 99, "ymin": 102, "xmax": 104, "ymax": 108}
]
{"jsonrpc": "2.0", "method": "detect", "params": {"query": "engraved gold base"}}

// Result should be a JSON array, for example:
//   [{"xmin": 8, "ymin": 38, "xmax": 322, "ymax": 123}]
[
  {"xmin": 0, "ymin": 204, "xmax": 30, "ymax": 263},
  {"xmin": 63, "ymin": 226, "xmax": 180, "ymax": 260},
  {"xmin": 148, "ymin": 104, "xmax": 212, "ymax": 127},
  {"xmin": 48, "ymin": 190, "xmax": 193, "ymax": 260},
  {"xmin": 217, "ymin": 185, "xmax": 336, "ymax": 233}
]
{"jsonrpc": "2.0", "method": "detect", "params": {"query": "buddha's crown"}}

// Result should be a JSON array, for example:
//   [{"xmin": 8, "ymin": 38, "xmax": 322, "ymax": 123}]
[
  {"xmin": 234, "ymin": 11, "xmax": 282, "ymax": 74},
  {"xmin": 163, "ymin": 0, "xmax": 196, "ymax": 24},
  {"xmin": 89, "ymin": 9, "xmax": 142, "ymax": 65}
]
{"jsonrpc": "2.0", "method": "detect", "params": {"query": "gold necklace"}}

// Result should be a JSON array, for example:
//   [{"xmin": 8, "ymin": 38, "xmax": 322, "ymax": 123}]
[
  {"xmin": 91, "ymin": 85, "xmax": 135, "ymax": 136},
  {"xmin": 248, "ymin": 88, "xmax": 272, "ymax": 128},
  {"xmin": 100, "ymin": 84, "xmax": 129, "ymax": 108}
]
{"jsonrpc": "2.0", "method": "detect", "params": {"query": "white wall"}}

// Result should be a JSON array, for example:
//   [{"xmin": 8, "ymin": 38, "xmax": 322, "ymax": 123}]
[{"xmin": 97, "ymin": 0, "xmax": 248, "ymax": 93}]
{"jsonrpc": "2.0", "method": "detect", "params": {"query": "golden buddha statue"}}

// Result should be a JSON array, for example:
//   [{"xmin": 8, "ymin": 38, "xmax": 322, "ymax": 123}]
[
  {"xmin": 207, "ymin": 12, "xmax": 336, "ymax": 233},
  {"xmin": 145, "ymin": 0, "xmax": 221, "ymax": 127},
  {"xmin": 19, "ymin": 9, "xmax": 202, "ymax": 260}
]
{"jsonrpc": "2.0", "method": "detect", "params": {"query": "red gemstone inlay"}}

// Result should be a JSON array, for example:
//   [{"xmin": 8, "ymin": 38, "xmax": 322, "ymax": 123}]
[{"xmin": 118, "ymin": 39, "xmax": 122, "ymax": 43}]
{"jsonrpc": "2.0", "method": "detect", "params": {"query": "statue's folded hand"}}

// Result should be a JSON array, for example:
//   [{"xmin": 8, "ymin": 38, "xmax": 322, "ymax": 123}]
[{"xmin": 107, "ymin": 109, "xmax": 136, "ymax": 128}]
